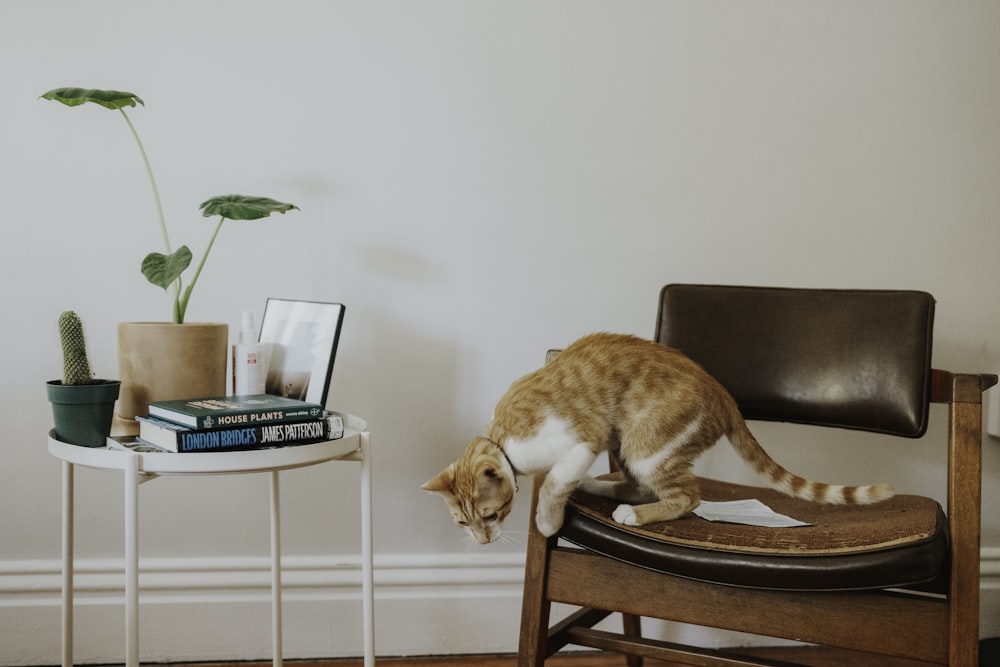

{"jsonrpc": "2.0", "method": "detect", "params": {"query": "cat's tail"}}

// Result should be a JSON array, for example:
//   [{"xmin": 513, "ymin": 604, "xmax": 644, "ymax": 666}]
[{"xmin": 728, "ymin": 421, "xmax": 894, "ymax": 505}]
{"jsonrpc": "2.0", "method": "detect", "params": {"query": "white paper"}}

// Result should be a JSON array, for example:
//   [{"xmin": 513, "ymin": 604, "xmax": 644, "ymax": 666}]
[{"xmin": 692, "ymin": 499, "xmax": 811, "ymax": 528}]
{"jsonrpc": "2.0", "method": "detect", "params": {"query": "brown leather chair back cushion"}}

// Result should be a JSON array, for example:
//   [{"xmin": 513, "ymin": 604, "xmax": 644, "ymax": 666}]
[{"xmin": 656, "ymin": 284, "xmax": 934, "ymax": 437}]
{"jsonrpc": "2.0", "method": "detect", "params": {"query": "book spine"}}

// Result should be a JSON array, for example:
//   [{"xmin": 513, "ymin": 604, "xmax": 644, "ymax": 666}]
[
  {"xmin": 177, "ymin": 416, "xmax": 344, "ymax": 453},
  {"xmin": 151, "ymin": 405, "xmax": 325, "ymax": 429},
  {"xmin": 201, "ymin": 408, "xmax": 320, "ymax": 429},
  {"xmin": 155, "ymin": 415, "xmax": 344, "ymax": 453}
]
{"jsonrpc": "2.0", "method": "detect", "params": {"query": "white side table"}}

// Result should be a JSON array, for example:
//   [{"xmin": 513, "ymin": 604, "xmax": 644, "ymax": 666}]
[{"xmin": 47, "ymin": 414, "xmax": 374, "ymax": 667}]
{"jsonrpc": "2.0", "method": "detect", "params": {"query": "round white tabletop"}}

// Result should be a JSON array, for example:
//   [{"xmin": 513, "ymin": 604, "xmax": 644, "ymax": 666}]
[{"xmin": 47, "ymin": 413, "xmax": 367, "ymax": 476}]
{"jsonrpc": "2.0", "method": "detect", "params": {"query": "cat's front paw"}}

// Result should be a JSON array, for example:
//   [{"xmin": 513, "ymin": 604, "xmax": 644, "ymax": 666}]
[
  {"xmin": 535, "ymin": 503, "xmax": 565, "ymax": 537},
  {"xmin": 612, "ymin": 504, "xmax": 639, "ymax": 526}
]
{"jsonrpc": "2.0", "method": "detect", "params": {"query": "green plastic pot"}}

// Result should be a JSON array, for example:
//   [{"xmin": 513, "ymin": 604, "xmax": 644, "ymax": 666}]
[{"xmin": 47, "ymin": 379, "xmax": 121, "ymax": 447}]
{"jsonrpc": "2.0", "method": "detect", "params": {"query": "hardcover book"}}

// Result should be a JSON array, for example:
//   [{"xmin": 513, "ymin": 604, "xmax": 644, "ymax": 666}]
[
  {"xmin": 136, "ymin": 413, "xmax": 345, "ymax": 453},
  {"xmin": 146, "ymin": 393, "xmax": 326, "ymax": 429}
]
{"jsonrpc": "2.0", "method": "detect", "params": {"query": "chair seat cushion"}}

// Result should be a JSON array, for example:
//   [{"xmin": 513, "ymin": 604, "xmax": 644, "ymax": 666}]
[{"xmin": 561, "ymin": 477, "xmax": 947, "ymax": 591}]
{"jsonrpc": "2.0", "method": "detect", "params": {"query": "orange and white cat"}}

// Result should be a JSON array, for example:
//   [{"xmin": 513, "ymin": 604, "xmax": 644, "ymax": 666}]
[{"xmin": 423, "ymin": 332, "xmax": 892, "ymax": 544}]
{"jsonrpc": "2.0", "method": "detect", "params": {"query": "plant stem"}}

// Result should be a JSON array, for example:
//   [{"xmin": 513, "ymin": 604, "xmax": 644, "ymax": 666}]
[
  {"xmin": 119, "ymin": 107, "xmax": 184, "ymax": 322},
  {"xmin": 118, "ymin": 108, "xmax": 170, "ymax": 254},
  {"xmin": 177, "ymin": 216, "xmax": 226, "ymax": 323}
]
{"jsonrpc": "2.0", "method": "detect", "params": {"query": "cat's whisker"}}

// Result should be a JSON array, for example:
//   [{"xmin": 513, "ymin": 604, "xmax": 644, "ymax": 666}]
[
  {"xmin": 457, "ymin": 536, "xmax": 482, "ymax": 553},
  {"xmin": 496, "ymin": 532, "xmax": 525, "ymax": 548},
  {"xmin": 499, "ymin": 529, "xmax": 527, "ymax": 539}
]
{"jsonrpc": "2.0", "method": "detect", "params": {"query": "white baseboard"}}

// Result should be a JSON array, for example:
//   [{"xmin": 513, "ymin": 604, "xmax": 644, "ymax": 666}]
[
  {"xmin": 980, "ymin": 547, "xmax": 1000, "ymax": 638},
  {"xmin": 0, "ymin": 552, "xmax": 526, "ymax": 665},
  {"xmin": 3, "ymin": 548, "xmax": 1000, "ymax": 665}
]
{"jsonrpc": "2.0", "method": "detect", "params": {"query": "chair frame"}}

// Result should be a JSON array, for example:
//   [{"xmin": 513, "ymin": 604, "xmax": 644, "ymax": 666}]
[{"xmin": 518, "ymin": 368, "xmax": 996, "ymax": 667}]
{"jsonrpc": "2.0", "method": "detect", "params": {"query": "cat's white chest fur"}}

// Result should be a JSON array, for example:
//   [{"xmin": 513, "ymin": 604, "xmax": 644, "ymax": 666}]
[{"xmin": 503, "ymin": 415, "xmax": 592, "ymax": 477}]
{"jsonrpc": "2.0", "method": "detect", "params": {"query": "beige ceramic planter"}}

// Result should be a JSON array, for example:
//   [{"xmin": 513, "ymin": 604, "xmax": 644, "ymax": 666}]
[{"xmin": 117, "ymin": 322, "xmax": 229, "ymax": 424}]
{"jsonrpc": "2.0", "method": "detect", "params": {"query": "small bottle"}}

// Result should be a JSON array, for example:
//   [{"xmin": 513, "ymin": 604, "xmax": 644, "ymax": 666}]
[{"xmin": 232, "ymin": 311, "xmax": 268, "ymax": 395}]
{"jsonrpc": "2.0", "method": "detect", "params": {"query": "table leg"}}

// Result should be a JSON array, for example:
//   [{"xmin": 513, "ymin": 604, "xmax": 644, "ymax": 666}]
[
  {"xmin": 124, "ymin": 454, "xmax": 140, "ymax": 667},
  {"xmin": 270, "ymin": 470, "xmax": 283, "ymax": 667},
  {"xmin": 61, "ymin": 461, "xmax": 74, "ymax": 667},
  {"xmin": 359, "ymin": 431, "xmax": 374, "ymax": 667}
]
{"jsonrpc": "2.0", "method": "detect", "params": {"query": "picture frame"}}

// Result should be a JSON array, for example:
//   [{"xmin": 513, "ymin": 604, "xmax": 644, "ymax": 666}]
[{"xmin": 257, "ymin": 298, "xmax": 346, "ymax": 405}]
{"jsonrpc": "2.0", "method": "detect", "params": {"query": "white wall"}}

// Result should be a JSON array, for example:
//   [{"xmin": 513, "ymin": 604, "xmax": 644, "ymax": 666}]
[{"xmin": 3, "ymin": 0, "xmax": 1000, "ymax": 663}]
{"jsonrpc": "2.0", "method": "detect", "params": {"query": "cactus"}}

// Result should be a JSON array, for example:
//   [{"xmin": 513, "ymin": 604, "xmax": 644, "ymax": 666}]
[{"xmin": 58, "ymin": 311, "xmax": 94, "ymax": 386}]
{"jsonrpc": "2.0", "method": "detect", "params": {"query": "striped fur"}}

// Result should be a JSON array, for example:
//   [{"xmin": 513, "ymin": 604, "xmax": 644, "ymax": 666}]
[{"xmin": 425, "ymin": 332, "xmax": 892, "ymax": 541}]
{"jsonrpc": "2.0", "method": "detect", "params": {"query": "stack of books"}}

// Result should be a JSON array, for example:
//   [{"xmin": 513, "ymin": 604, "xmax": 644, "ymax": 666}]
[{"xmin": 133, "ymin": 394, "xmax": 345, "ymax": 453}]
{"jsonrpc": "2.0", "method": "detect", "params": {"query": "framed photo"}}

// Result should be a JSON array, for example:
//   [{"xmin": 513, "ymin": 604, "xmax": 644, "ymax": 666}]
[{"xmin": 258, "ymin": 298, "xmax": 346, "ymax": 405}]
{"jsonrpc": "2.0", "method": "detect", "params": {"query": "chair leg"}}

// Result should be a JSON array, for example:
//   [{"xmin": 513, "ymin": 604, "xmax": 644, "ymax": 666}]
[
  {"xmin": 519, "ymin": 475, "xmax": 555, "ymax": 667},
  {"xmin": 946, "ymin": 386, "xmax": 985, "ymax": 667},
  {"xmin": 621, "ymin": 613, "xmax": 643, "ymax": 667}
]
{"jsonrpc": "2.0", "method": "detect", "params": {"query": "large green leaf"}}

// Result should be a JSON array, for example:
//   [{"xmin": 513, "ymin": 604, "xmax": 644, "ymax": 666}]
[
  {"xmin": 141, "ymin": 246, "xmax": 192, "ymax": 290},
  {"xmin": 199, "ymin": 195, "xmax": 299, "ymax": 220},
  {"xmin": 40, "ymin": 88, "xmax": 144, "ymax": 110}
]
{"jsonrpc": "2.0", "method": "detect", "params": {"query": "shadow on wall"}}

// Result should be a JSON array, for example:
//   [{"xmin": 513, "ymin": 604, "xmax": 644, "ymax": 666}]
[{"xmin": 327, "ymin": 243, "xmax": 467, "ymax": 535}]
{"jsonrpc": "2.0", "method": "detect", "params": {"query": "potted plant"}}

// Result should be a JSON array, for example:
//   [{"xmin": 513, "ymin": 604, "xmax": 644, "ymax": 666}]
[
  {"xmin": 47, "ymin": 311, "xmax": 121, "ymax": 447},
  {"xmin": 40, "ymin": 88, "xmax": 299, "ymax": 427}
]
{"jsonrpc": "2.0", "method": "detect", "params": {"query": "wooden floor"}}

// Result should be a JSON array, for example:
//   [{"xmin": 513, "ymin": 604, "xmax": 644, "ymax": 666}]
[{"xmin": 166, "ymin": 647, "xmax": 936, "ymax": 667}]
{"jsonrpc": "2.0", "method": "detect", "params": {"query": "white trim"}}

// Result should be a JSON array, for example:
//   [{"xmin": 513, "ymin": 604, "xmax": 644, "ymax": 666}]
[
  {"xmin": 0, "ymin": 552, "xmax": 526, "ymax": 664},
  {"xmin": 2, "ymin": 548, "xmax": 999, "ymax": 664},
  {"xmin": 979, "ymin": 547, "xmax": 1000, "ymax": 640},
  {"xmin": 980, "ymin": 546, "xmax": 1000, "ymax": 586},
  {"xmin": 0, "ymin": 552, "xmax": 525, "ymax": 595}
]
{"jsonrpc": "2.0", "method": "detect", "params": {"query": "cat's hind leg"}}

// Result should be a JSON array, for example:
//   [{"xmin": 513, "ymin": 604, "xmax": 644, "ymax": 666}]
[
  {"xmin": 579, "ymin": 472, "xmax": 657, "ymax": 504},
  {"xmin": 612, "ymin": 420, "xmax": 706, "ymax": 526},
  {"xmin": 611, "ymin": 478, "xmax": 700, "ymax": 526}
]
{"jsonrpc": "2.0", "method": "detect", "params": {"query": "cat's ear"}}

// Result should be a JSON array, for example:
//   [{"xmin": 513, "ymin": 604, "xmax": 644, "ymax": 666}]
[
  {"xmin": 477, "ymin": 462, "xmax": 505, "ymax": 486},
  {"xmin": 421, "ymin": 465, "xmax": 455, "ymax": 495}
]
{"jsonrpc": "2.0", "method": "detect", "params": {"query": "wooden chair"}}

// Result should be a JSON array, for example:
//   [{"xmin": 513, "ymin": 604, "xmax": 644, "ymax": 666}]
[{"xmin": 518, "ymin": 284, "xmax": 997, "ymax": 667}]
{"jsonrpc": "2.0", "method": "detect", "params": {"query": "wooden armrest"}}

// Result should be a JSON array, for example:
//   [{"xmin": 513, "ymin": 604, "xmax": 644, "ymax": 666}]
[{"xmin": 930, "ymin": 369, "xmax": 998, "ymax": 404}]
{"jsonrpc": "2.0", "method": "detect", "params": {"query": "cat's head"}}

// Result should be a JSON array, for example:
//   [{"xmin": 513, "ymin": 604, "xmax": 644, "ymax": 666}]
[{"xmin": 422, "ymin": 437, "xmax": 517, "ymax": 544}]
